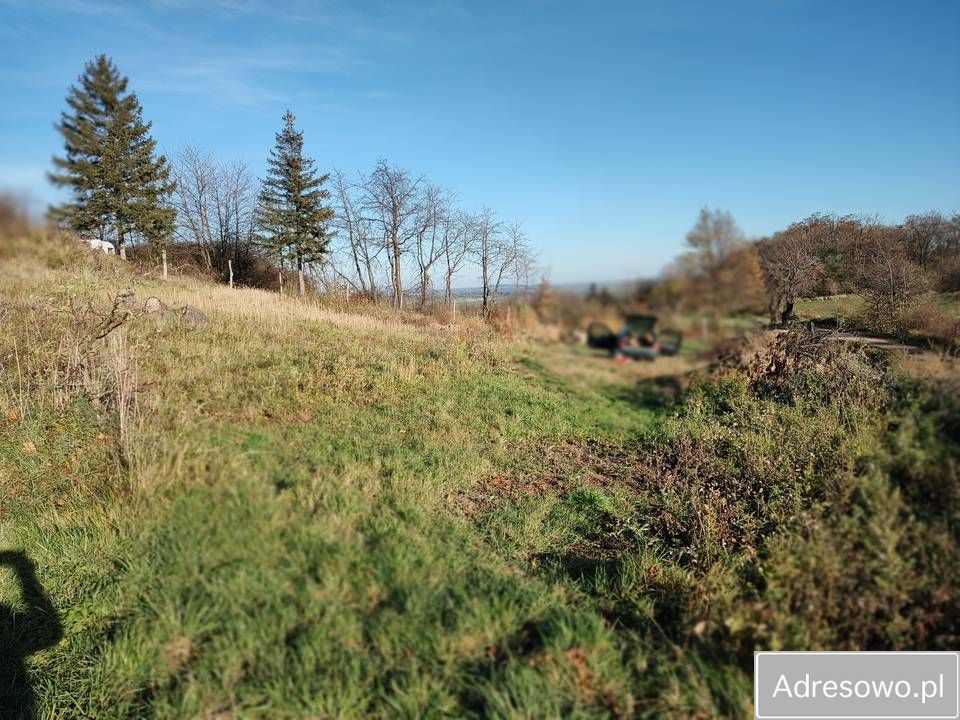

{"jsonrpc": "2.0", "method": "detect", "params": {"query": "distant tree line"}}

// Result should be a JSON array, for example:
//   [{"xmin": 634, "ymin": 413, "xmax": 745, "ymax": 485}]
[
  {"xmin": 642, "ymin": 208, "xmax": 960, "ymax": 338},
  {"xmin": 758, "ymin": 211, "xmax": 960, "ymax": 332},
  {"xmin": 48, "ymin": 55, "xmax": 536, "ymax": 317}
]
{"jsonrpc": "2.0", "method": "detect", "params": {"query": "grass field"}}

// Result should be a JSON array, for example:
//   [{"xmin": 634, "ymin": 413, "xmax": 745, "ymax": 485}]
[
  {"xmin": 794, "ymin": 294, "xmax": 865, "ymax": 325},
  {"xmin": 795, "ymin": 292, "xmax": 960, "ymax": 344},
  {"xmin": 2, "ymin": 239, "xmax": 959, "ymax": 718}
]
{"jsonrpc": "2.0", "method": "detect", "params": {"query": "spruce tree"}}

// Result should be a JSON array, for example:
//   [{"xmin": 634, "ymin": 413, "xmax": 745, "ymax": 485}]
[
  {"xmin": 49, "ymin": 55, "xmax": 175, "ymax": 259},
  {"xmin": 257, "ymin": 110, "xmax": 334, "ymax": 294}
]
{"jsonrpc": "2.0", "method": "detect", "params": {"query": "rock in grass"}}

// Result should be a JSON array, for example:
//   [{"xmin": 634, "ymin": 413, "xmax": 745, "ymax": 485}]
[
  {"xmin": 143, "ymin": 297, "xmax": 207, "ymax": 325},
  {"xmin": 178, "ymin": 304, "xmax": 208, "ymax": 324},
  {"xmin": 118, "ymin": 288, "xmax": 137, "ymax": 308},
  {"xmin": 143, "ymin": 296, "xmax": 168, "ymax": 314}
]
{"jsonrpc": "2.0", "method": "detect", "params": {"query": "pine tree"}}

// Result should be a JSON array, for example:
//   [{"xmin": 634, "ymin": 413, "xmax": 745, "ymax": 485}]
[
  {"xmin": 257, "ymin": 110, "xmax": 334, "ymax": 294},
  {"xmin": 49, "ymin": 55, "xmax": 175, "ymax": 259}
]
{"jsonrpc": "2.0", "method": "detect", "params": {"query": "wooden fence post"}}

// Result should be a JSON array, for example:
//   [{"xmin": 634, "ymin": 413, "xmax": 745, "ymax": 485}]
[
  {"xmin": 228, "ymin": 260, "xmax": 234, "ymax": 289},
  {"xmin": 279, "ymin": 270, "xmax": 284, "ymax": 295},
  {"xmin": 162, "ymin": 248, "xmax": 168, "ymax": 280}
]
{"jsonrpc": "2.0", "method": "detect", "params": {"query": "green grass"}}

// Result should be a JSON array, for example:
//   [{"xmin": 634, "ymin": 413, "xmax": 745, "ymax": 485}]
[
  {"xmin": 794, "ymin": 294, "xmax": 865, "ymax": 325},
  {"xmin": 1, "ymin": 246, "xmax": 958, "ymax": 718},
  {"xmin": 1, "ymin": 252, "xmax": 663, "ymax": 718},
  {"xmin": 921, "ymin": 290, "xmax": 959, "ymax": 313},
  {"xmin": 795, "ymin": 291, "xmax": 960, "ymax": 337}
]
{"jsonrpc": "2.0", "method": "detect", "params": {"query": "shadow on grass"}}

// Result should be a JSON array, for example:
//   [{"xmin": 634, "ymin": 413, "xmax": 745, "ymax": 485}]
[
  {"xmin": 602, "ymin": 375, "xmax": 685, "ymax": 409},
  {"xmin": 453, "ymin": 615, "xmax": 567, "ymax": 715},
  {"xmin": 1, "ymin": 550, "xmax": 62, "ymax": 720},
  {"xmin": 534, "ymin": 548, "xmax": 751, "ymax": 716},
  {"xmin": 535, "ymin": 550, "xmax": 684, "ymax": 636}
]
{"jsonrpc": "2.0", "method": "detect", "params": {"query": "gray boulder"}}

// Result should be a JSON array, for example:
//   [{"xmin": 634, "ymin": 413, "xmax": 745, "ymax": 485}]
[
  {"xmin": 118, "ymin": 289, "xmax": 137, "ymax": 309},
  {"xmin": 178, "ymin": 305, "xmax": 208, "ymax": 324}
]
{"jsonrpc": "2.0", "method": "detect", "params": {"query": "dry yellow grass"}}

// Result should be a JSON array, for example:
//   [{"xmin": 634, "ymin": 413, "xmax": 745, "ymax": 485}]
[
  {"xmin": 524, "ymin": 338, "xmax": 709, "ymax": 397},
  {"xmin": 893, "ymin": 351, "xmax": 960, "ymax": 382},
  {"xmin": 0, "ymin": 234, "xmax": 491, "ymax": 342},
  {"xmin": 148, "ymin": 275, "xmax": 488, "ymax": 340}
]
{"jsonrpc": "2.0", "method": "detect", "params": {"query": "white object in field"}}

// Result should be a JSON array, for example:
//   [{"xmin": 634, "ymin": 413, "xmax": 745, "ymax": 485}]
[{"xmin": 85, "ymin": 238, "xmax": 116, "ymax": 255}]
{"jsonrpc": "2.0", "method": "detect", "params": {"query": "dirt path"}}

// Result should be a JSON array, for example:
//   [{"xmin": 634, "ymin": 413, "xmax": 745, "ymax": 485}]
[{"xmin": 827, "ymin": 331, "xmax": 924, "ymax": 354}]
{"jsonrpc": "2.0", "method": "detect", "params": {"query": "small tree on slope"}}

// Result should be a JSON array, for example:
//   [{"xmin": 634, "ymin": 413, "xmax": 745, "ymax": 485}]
[
  {"xmin": 257, "ymin": 111, "xmax": 334, "ymax": 295},
  {"xmin": 49, "ymin": 55, "xmax": 175, "ymax": 259}
]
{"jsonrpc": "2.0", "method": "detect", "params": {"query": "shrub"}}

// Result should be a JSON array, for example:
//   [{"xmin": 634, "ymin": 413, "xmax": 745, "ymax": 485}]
[
  {"xmin": 0, "ymin": 192, "xmax": 30, "ymax": 239},
  {"xmin": 936, "ymin": 254, "xmax": 960, "ymax": 292},
  {"xmin": 559, "ymin": 330, "xmax": 959, "ymax": 669},
  {"xmin": 745, "ymin": 329, "xmax": 888, "ymax": 411},
  {"xmin": 126, "ymin": 241, "xmax": 296, "ymax": 292},
  {"xmin": 855, "ymin": 233, "xmax": 929, "ymax": 336},
  {"xmin": 905, "ymin": 302, "xmax": 960, "ymax": 351}
]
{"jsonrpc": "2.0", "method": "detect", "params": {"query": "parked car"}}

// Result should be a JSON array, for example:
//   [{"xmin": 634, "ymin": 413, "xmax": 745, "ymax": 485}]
[{"xmin": 586, "ymin": 314, "xmax": 682, "ymax": 360}]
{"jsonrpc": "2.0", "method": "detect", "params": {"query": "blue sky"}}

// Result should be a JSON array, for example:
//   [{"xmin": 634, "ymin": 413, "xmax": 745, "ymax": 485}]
[{"xmin": 1, "ymin": 0, "xmax": 958, "ymax": 284}]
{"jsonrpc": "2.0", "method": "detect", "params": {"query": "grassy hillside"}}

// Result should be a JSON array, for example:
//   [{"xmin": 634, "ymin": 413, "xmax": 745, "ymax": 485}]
[{"xmin": 2, "ymin": 238, "xmax": 958, "ymax": 718}]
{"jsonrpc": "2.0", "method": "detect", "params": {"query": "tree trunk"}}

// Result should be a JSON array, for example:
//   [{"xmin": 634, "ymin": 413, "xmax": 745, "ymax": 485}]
[
  {"xmin": 116, "ymin": 221, "xmax": 126, "ymax": 260},
  {"xmin": 420, "ymin": 267, "xmax": 429, "ymax": 308},
  {"xmin": 393, "ymin": 242, "xmax": 403, "ymax": 309},
  {"xmin": 780, "ymin": 297, "xmax": 794, "ymax": 325},
  {"xmin": 228, "ymin": 259, "xmax": 233, "ymax": 288},
  {"xmin": 366, "ymin": 263, "xmax": 377, "ymax": 303},
  {"xmin": 162, "ymin": 247, "xmax": 168, "ymax": 280},
  {"xmin": 481, "ymin": 255, "xmax": 490, "ymax": 318},
  {"xmin": 351, "ymin": 248, "xmax": 366, "ymax": 294}
]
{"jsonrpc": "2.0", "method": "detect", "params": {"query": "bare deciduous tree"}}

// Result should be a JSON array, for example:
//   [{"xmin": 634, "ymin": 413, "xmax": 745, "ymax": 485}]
[
  {"xmin": 904, "ymin": 211, "xmax": 947, "ymax": 271},
  {"xmin": 473, "ymin": 211, "xmax": 531, "ymax": 317},
  {"xmin": 171, "ymin": 145, "xmax": 257, "ymax": 281},
  {"xmin": 360, "ymin": 159, "xmax": 422, "ymax": 308},
  {"xmin": 937, "ymin": 214, "xmax": 960, "ymax": 291},
  {"xmin": 854, "ymin": 221, "xmax": 927, "ymax": 335},
  {"xmin": 441, "ymin": 210, "xmax": 474, "ymax": 305},
  {"xmin": 473, "ymin": 207, "xmax": 502, "ymax": 317},
  {"xmin": 412, "ymin": 184, "xmax": 447, "ymax": 307},
  {"xmin": 332, "ymin": 169, "xmax": 380, "ymax": 297},
  {"xmin": 757, "ymin": 218, "xmax": 824, "ymax": 324},
  {"xmin": 512, "ymin": 229, "xmax": 539, "ymax": 297},
  {"xmin": 324, "ymin": 160, "xmax": 539, "ymax": 319}
]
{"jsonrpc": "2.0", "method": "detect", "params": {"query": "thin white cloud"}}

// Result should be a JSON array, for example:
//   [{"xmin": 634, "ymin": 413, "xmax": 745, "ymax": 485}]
[
  {"xmin": 133, "ymin": 47, "xmax": 371, "ymax": 107},
  {"xmin": 362, "ymin": 90, "xmax": 395, "ymax": 101},
  {"xmin": 4, "ymin": 0, "xmax": 468, "ymax": 109},
  {"xmin": 24, "ymin": 0, "xmax": 132, "ymax": 17}
]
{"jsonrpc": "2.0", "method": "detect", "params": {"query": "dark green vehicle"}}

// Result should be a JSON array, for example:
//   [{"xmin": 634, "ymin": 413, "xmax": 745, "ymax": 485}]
[{"xmin": 586, "ymin": 314, "xmax": 682, "ymax": 360}]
